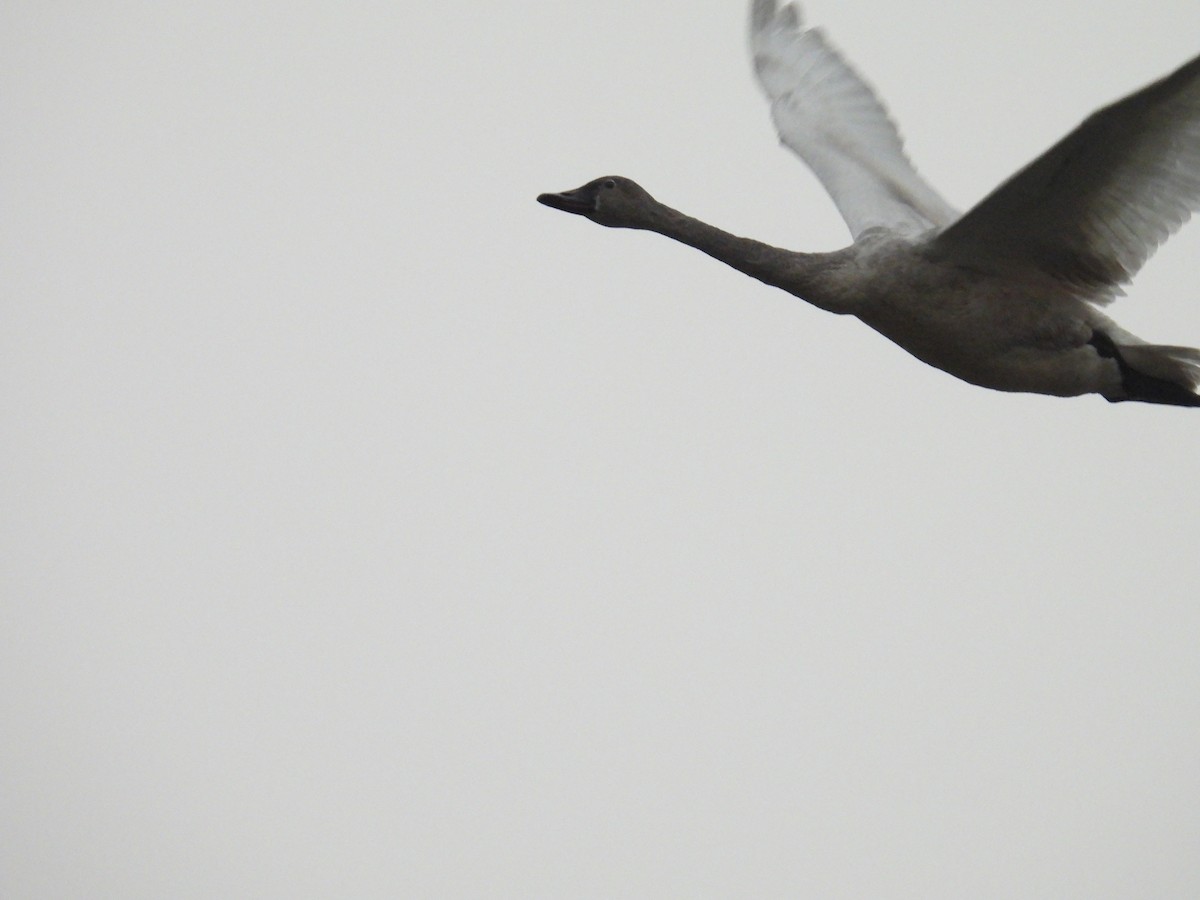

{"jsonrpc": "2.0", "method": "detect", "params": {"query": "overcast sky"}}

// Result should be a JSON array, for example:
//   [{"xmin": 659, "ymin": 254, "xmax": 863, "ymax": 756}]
[{"xmin": 4, "ymin": 1, "xmax": 1200, "ymax": 896}]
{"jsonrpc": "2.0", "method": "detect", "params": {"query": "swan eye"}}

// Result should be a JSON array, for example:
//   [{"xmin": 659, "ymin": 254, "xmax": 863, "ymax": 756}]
[{"xmin": 602, "ymin": 179, "xmax": 616, "ymax": 189}]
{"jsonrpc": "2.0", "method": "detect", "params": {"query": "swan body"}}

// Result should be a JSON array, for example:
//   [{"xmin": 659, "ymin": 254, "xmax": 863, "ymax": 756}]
[{"xmin": 538, "ymin": 1, "xmax": 1200, "ymax": 405}]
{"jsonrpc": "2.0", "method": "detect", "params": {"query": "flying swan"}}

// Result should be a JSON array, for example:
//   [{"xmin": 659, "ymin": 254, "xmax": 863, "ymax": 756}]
[{"xmin": 538, "ymin": 0, "xmax": 1200, "ymax": 406}]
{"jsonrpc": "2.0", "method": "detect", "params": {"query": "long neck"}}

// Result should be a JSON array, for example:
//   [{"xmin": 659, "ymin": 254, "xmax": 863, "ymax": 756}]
[{"xmin": 644, "ymin": 203, "xmax": 854, "ymax": 314}]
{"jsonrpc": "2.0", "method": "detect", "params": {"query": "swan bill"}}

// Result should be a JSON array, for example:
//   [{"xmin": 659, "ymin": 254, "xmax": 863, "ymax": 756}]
[{"xmin": 537, "ymin": 188, "xmax": 595, "ymax": 216}]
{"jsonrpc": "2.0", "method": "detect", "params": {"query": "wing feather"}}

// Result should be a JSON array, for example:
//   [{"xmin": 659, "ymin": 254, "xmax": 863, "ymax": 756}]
[
  {"xmin": 933, "ymin": 53, "xmax": 1200, "ymax": 302},
  {"xmin": 749, "ymin": 0, "xmax": 958, "ymax": 239}
]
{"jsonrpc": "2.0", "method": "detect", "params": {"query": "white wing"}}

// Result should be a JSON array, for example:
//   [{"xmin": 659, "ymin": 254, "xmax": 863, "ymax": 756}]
[
  {"xmin": 749, "ymin": 0, "xmax": 958, "ymax": 240},
  {"xmin": 933, "ymin": 54, "xmax": 1200, "ymax": 302}
]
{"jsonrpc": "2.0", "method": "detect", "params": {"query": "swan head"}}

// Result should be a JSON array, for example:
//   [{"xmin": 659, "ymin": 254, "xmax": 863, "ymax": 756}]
[{"xmin": 537, "ymin": 176, "xmax": 658, "ymax": 229}]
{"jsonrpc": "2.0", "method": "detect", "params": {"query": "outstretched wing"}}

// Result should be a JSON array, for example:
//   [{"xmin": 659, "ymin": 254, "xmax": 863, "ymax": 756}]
[
  {"xmin": 749, "ymin": 0, "xmax": 958, "ymax": 239},
  {"xmin": 933, "ymin": 53, "xmax": 1200, "ymax": 303}
]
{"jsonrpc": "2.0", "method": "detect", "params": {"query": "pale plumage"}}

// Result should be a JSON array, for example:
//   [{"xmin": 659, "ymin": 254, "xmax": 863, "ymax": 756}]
[
  {"xmin": 539, "ymin": 1, "xmax": 1200, "ymax": 406},
  {"xmin": 749, "ymin": 0, "xmax": 958, "ymax": 237}
]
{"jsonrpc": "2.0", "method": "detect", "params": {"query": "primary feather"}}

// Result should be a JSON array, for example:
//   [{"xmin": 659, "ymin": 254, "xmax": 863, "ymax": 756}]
[
  {"xmin": 935, "ymin": 54, "xmax": 1200, "ymax": 301},
  {"xmin": 749, "ymin": 0, "xmax": 958, "ymax": 237}
]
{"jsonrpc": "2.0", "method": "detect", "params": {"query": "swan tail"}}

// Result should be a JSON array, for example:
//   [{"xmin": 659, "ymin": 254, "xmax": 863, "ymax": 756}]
[{"xmin": 1092, "ymin": 333, "xmax": 1200, "ymax": 406}]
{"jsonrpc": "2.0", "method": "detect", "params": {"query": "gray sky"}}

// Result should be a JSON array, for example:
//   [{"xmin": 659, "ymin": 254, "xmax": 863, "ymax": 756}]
[{"xmin": 4, "ymin": 1, "xmax": 1200, "ymax": 896}]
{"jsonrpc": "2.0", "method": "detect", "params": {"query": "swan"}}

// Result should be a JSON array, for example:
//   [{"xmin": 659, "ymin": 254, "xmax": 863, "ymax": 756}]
[{"xmin": 538, "ymin": 0, "xmax": 1200, "ymax": 406}]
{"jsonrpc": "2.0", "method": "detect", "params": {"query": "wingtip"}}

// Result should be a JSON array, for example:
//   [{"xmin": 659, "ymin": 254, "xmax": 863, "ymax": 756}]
[
  {"xmin": 750, "ymin": 0, "xmax": 777, "ymax": 33},
  {"xmin": 751, "ymin": 0, "xmax": 802, "ymax": 35}
]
